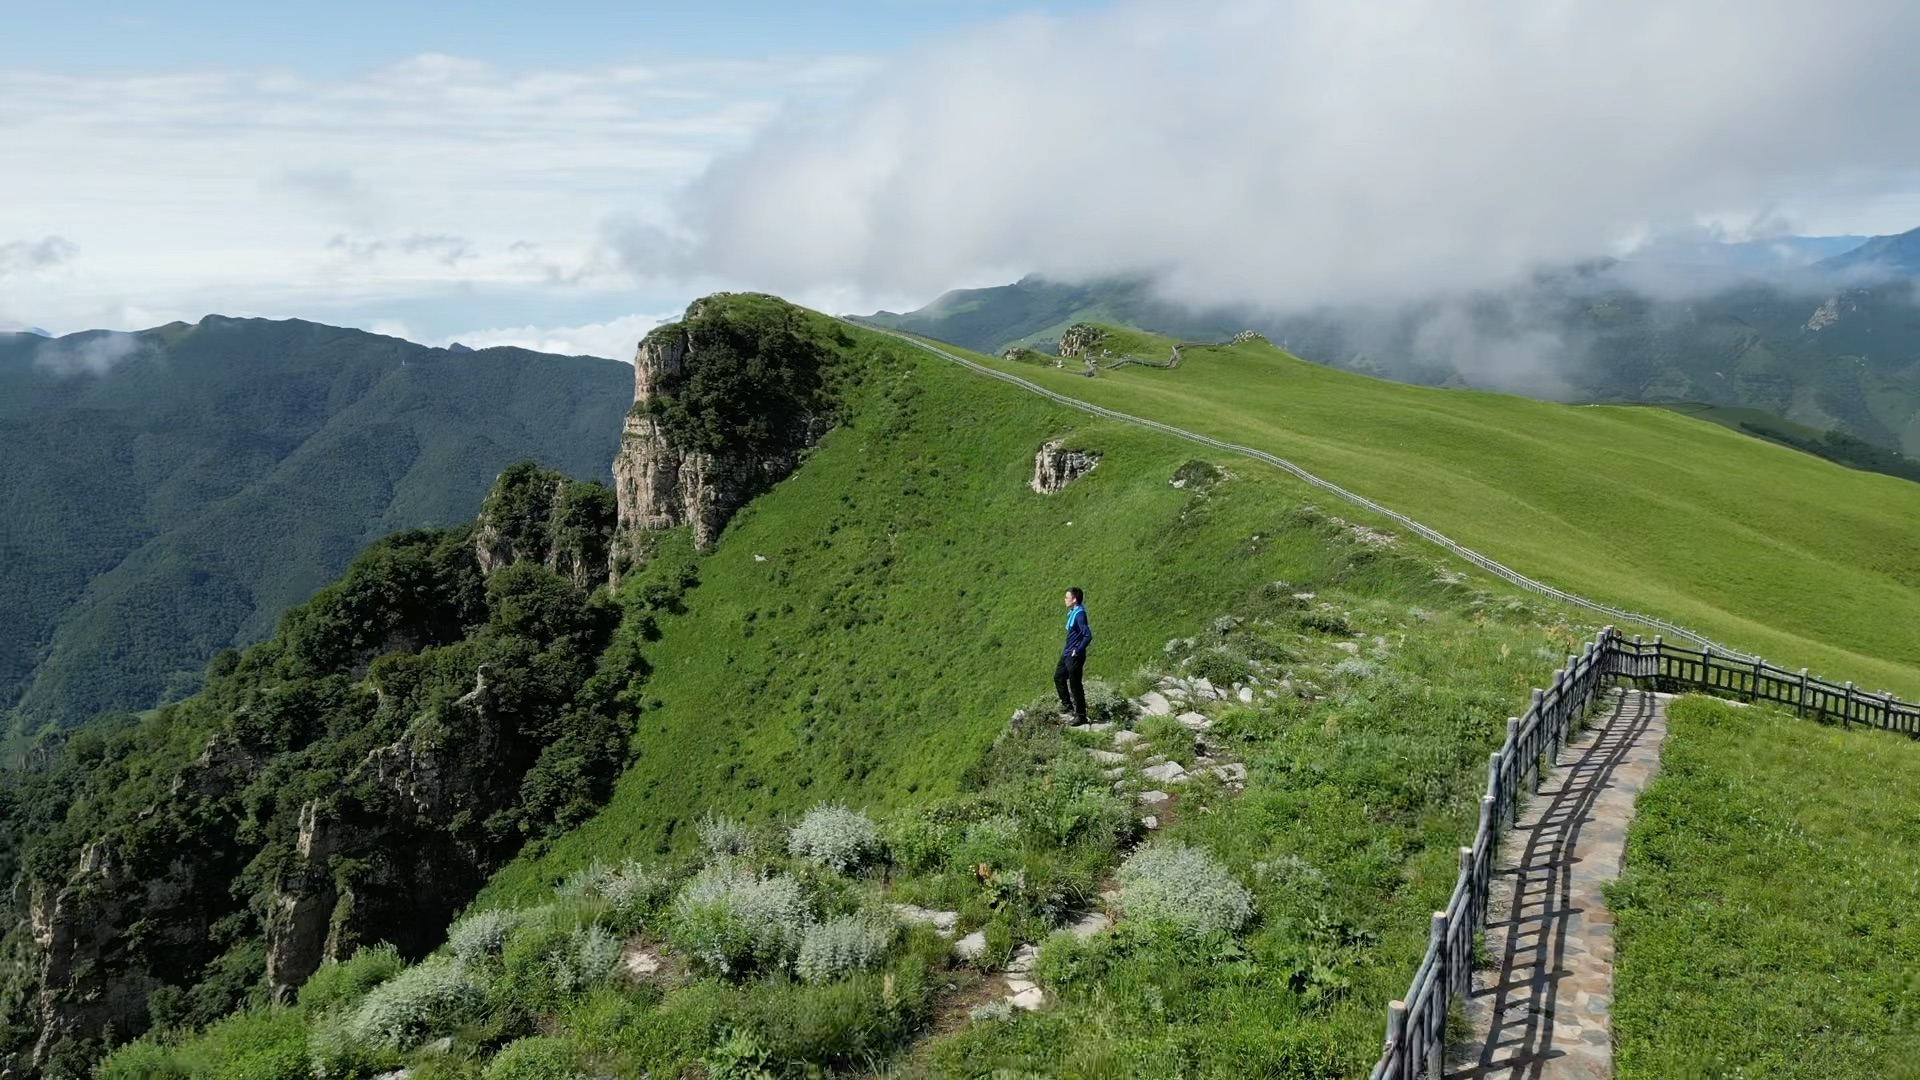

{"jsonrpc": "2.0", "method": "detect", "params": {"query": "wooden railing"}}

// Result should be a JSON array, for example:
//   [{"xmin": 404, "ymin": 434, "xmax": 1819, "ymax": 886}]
[{"xmin": 1368, "ymin": 627, "xmax": 1918, "ymax": 1078}]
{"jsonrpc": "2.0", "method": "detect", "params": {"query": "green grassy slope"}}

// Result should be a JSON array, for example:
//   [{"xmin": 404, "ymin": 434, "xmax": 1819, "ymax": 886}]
[
  {"xmin": 892, "ymin": 330, "xmax": 1920, "ymax": 696},
  {"xmin": 0, "ymin": 318, "xmax": 628, "ymax": 734},
  {"xmin": 480, "ymin": 332, "xmax": 1449, "ymax": 904},
  {"xmin": 1609, "ymin": 696, "xmax": 1920, "ymax": 1076}
]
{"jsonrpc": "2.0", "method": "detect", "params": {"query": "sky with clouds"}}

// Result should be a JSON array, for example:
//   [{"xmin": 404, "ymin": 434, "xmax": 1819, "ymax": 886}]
[{"xmin": 6, "ymin": 0, "xmax": 1920, "ymax": 358}]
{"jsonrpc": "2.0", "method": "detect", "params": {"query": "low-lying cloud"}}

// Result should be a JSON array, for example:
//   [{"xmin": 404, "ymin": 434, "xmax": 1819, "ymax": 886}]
[
  {"xmin": 664, "ymin": 0, "xmax": 1920, "ymax": 313},
  {"xmin": 31, "ymin": 331, "xmax": 151, "ymax": 376},
  {"xmin": 0, "ymin": 236, "xmax": 79, "ymax": 279}
]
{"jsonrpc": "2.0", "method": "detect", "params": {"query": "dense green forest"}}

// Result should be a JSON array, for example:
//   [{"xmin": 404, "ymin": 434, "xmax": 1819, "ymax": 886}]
[{"xmin": 0, "ymin": 319, "xmax": 629, "ymax": 739}]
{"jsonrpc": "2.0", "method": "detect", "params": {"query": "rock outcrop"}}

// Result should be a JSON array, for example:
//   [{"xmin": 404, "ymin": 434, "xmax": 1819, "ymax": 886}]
[
  {"xmin": 1231, "ymin": 330, "xmax": 1267, "ymax": 345},
  {"xmin": 1056, "ymin": 324, "xmax": 1105, "ymax": 359},
  {"xmin": 612, "ymin": 298, "xmax": 830, "ymax": 568},
  {"xmin": 1032, "ymin": 440, "xmax": 1101, "ymax": 493},
  {"xmin": 474, "ymin": 463, "xmax": 615, "ymax": 587},
  {"xmin": 1805, "ymin": 294, "xmax": 1853, "ymax": 331}
]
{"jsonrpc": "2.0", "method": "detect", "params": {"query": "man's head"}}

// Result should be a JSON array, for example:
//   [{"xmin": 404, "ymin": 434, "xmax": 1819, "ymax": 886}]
[{"xmin": 1063, "ymin": 586, "xmax": 1084, "ymax": 608}]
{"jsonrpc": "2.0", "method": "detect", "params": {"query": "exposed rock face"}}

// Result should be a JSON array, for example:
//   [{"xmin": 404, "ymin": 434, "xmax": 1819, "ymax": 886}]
[
  {"xmin": 1806, "ymin": 295, "xmax": 1853, "ymax": 331},
  {"xmin": 264, "ymin": 664, "xmax": 521, "ymax": 1001},
  {"xmin": 28, "ymin": 740, "xmax": 257, "ymax": 1067},
  {"xmin": 1056, "ymin": 324, "xmax": 1105, "ymax": 359},
  {"xmin": 1231, "ymin": 330, "xmax": 1267, "ymax": 345},
  {"xmin": 1032, "ymin": 440, "xmax": 1101, "ymax": 493},
  {"xmin": 612, "ymin": 302, "xmax": 827, "ymax": 567}
]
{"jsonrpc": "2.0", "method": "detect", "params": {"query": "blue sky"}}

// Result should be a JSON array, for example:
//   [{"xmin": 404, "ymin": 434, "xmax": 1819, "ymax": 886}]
[
  {"xmin": 5, "ymin": 0, "xmax": 1920, "ymax": 357},
  {"xmin": 3, "ymin": 1, "xmax": 1103, "ymax": 72}
]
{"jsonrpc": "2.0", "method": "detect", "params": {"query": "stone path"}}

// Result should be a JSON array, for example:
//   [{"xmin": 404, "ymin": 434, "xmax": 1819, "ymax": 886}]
[{"xmin": 1447, "ymin": 689, "xmax": 1669, "ymax": 1080}]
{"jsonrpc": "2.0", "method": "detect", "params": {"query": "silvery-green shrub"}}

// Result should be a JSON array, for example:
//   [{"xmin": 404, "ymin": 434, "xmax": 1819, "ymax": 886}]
[
  {"xmin": 341, "ymin": 955, "xmax": 485, "ymax": 1050},
  {"xmin": 794, "ymin": 912, "xmax": 897, "ymax": 983},
  {"xmin": 670, "ymin": 860, "xmax": 810, "ymax": 976},
  {"xmin": 599, "ymin": 860, "xmax": 670, "ymax": 926},
  {"xmin": 698, "ymin": 812, "xmax": 756, "ymax": 860},
  {"xmin": 448, "ymin": 909, "xmax": 517, "ymax": 967},
  {"xmin": 552, "ymin": 924, "xmax": 622, "ymax": 995},
  {"xmin": 1117, "ymin": 843, "xmax": 1254, "ymax": 936},
  {"xmin": 787, "ymin": 804, "xmax": 883, "ymax": 874}
]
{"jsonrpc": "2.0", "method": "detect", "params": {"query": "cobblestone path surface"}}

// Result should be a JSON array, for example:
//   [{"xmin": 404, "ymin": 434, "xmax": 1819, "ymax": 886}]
[{"xmin": 1447, "ymin": 689, "xmax": 1669, "ymax": 1080}]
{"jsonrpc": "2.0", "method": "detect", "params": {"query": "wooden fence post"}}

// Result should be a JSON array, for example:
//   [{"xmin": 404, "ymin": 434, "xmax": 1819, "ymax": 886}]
[
  {"xmin": 1653, "ymin": 636, "xmax": 1664, "ymax": 683},
  {"xmin": 1843, "ymin": 681, "xmax": 1855, "ymax": 729},
  {"xmin": 1701, "ymin": 644, "xmax": 1713, "ymax": 689},
  {"xmin": 1798, "ymin": 668, "xmax": 1809, "ymax": 718},
  {"xmin": 1750, "ymin": 657, "xmax": 1762, "ymax": 703},
  {"xmin": 1459, "ymin": 846, "xmax": 1475, "ymax": 925},
  {"xmin": 1386, "ymin": 1000, "xmax": 1408, "ymax": 1078},
  {"xmin": 1884, "ymin": 691, "xmax": 1896, "ymax": 733},
  {"xmin": 1428, "ymin": 911, "xmax": 1450, "ymax": 1079}
]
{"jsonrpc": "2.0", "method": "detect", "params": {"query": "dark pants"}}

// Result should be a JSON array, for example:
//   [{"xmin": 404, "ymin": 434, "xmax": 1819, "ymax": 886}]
[{"xmin": 1055, "ymin": 651, "xmax": 1087, "ymax": 721}]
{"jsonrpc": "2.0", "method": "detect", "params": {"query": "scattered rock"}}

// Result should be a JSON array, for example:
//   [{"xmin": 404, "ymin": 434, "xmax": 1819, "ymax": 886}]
[
  {"xmin": 892, "ymin": 904, "xmax": 960, "ymax": 936},
  {"xmin": 1113, "ymin": 730, "xmax": 1145, "ymax": 748},
  {"xmin": 1138, "ymin": 789, "xmax": 1173, "ymax": 808},
  {"xmin": 1136, "ymin": 691, "xmax": 1173, "ymax": 716},
  {"xmin": 1087, "ymin": 748, "xmax": 1126, "ymax": 765},
  {"xmin": 753, "ymin": 553, "xmax": 767, "ymax": 562},
  {"xmin": 954, "ymin": 931, "xmax": 987, "ymax": 960},
  {"xmin": 1008, "ymin": 985, "xmax": 1047, "ymax": 1011},
  {"xmin": 1210, "ymin": 763, "xmax": 1248, "ymax": 783},
  {"xmin": 1176, "ymin": 711, "xmax": 1211, "ymax": 732},
  {"xmin": 1190, "ymin": 677, "xmax": 1218, "ymax": 699},
  {"xmin": 621, "ymin": 942, "xmax": 662, "ymax": 978},
  {"xmin": 1007, "ymin": 943, "xmax": 1040, "ymax": 975},
  {"xmin": 1237, "ymin": 686, "xmax": 1255, "ymax": 703},
  {"xmin": 1142, "ymin": 761, "xmax": 1188, "ymax": 784},
  {"xmin": 1335, "ymin": 641, "xmax": 1360, "ymax": 654},
  {"xmin": 1066, "ymin": 911, "xmax": 1113, "ymax": 938},
  {"xmin": 1070, "ymin": 722, "xmax": 1114, "ymax": 734},
  {"xmin": 1141, "ymin": 814, "xmax": 1161, "ymax": 830}
]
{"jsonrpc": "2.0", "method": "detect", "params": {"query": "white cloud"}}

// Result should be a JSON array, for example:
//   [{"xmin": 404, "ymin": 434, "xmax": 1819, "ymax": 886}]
[
  {"xmin": 31, "ymin": 331, "xmax": 151, "ymax": 376},
  {"xmin": 667, "ymin": 0, "xmax": 1920, "ymax": 313},
  {"xmin": 0, "ymin": 53, "xmax": 872, "ymax": 335},
  {"xmin": 0, "ymin": 236, "xmax": 79, "ymax": 279},
  {"xmin": 424, "ymin": 312, "xmax": 677, "ymax": 361}
]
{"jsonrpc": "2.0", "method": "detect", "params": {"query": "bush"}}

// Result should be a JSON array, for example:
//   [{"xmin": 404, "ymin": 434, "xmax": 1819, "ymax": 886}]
[
  {"xmin": 795, "ymin": 913, "xmax": 898, "ymax": 983},
  {"xmin": 788, "ymin": 804, "xmax": 883, "ymax": 873},
  {"xmin": 1116, "ymin": 843, "xmax": 1254, "ymax": 936},
  {"xmin": 339, "ymin": 955, "xmax": 487, "ymax": 1051},
  {"xmin": 485, "ymin": 1035, "xmax": 586, "ymax": 1080},
  {"xmin": 1082, "ymin": 680, "xmax": 1135, "ymax": 725},
  {"xmin": 448, "ymin": 909, "xmax": 517, "ymax": 968},
  {"xmin": 552, "ymin": 859, "xmax": 670, "ymax": 932},
  {"xmin": 670, "ymin": 861, "xmax": 812, "ymax": 976},
  {"xmin": 297, "ymin": 943, "xmax": 406, "ymax": 1012},
  {"xmin": 1189, "ymin": 647, "xmax": 1253, "ymax": 686},
  {"xmin": 699, "ymin": 812, "xmax": 757, "ymax": 860}
]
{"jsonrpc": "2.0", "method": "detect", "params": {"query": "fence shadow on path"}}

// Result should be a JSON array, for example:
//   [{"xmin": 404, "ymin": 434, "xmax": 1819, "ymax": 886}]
[{"xmin": 1448, "ymin": 689, "xmax": 1665, "ymax": 1080}]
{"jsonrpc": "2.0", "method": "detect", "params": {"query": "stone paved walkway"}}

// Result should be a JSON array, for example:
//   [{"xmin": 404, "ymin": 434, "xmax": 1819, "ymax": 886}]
[{"xmin": 1447, "ymin": 689, "xmax": 1669, "ymax": 1080}]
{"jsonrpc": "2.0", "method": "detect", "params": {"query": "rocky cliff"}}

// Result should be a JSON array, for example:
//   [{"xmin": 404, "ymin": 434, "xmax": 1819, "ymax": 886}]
[
  {"xmin": 612, "ymin": 295, "xmax": 837, "ymax": 570},
  {"xmin": 6, "ymin": 467, "xmax": 627, "ymax": 1077}
]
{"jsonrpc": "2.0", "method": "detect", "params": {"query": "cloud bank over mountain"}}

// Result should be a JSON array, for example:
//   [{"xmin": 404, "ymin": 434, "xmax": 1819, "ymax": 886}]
[{"xmin": 663, "ymin": 0, "xmax": 1920, "ymax": 312}]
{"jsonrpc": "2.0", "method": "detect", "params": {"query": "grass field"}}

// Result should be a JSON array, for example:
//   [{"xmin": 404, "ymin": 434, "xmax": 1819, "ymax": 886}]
[
  {"xmin": 903, "ymin": 329, "xmax": 1920, "ymax": 696},
  {"xmin": 1609, "ymin": 696, "xmax": 1920, "ymax": 1077}
]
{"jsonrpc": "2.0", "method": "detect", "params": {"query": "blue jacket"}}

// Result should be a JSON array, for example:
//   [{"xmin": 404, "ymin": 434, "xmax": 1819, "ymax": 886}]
[{"xmin": 1063, "ymin": 604, "xmax": 1092, "ymax": 657}]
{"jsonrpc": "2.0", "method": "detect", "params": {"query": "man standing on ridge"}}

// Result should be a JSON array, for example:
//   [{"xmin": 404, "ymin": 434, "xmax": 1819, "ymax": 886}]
[{"xmin": 1056, "ymin": 587, "xmax": 1093, "ymax": 723}]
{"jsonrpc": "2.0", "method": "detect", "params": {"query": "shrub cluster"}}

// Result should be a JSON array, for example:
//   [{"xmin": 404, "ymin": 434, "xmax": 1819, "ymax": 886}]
[
  {"xmin": 670, "ymin": 861, "xmax": 812, "ymax": 976},
  {"xmin": 795, "ymin": 913, "xmax": 898, "ymax": 983},
  {"xmin": 787, "ymin": 804, "xmax": 883, "ymax": 873},
  {"xmin": 1116, "ymin": 843, "xmax": 1254, "ymax": 936}
]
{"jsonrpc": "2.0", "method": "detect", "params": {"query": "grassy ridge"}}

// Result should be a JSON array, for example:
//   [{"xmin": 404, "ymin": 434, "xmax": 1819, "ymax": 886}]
[
  {"xmin": 906, "ymin": 332, "xmax": 1920, "ymax": 695},
  {"xmin": 1610, "ymin": 696, "xmax": 1920, "ymax": 1076},
  {"xmin": 480, "ymin": 329, "xmax": 1466, "ymax": 904}
]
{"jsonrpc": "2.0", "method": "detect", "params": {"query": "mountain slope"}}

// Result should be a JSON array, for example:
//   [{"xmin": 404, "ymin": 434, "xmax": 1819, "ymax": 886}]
[
  {"xmin": 1815, "ymin": 223, "xmax": 1920, "ymax": 278},
  {"xmin": 0, "ymin": 319, "xmax": 630, "ymax": 734},
  {"xmin": 860, "ymin": 270, "xmax": 1920, "ymax": 455},
  {"xmin": 878, "ymin": 327, "xmax": 1920, "ymax": 696}
]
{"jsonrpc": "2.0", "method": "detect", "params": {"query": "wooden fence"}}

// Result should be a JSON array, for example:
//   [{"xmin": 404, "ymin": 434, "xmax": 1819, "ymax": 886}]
[{"xmin": 1368, "ymin": 627, "xmax": 1918, "ymax": 1078}]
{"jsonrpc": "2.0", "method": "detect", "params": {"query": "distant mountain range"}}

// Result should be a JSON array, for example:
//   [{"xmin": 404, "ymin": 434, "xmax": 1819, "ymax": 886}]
[
  {"xmin": 0, "ymin": 317, "xmax": 630, "ymax": 735},
  {"xmin": 861, "ymin": 227, "xmax": 1920, "ymax": 460}
]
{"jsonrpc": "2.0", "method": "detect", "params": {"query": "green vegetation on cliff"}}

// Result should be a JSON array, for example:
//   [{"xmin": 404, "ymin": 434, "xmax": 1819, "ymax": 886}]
[
  {"xmin": 1610, "ymin": 696, "xmax": 1920, "ymax": 1076},
  {"xmin": 0, "ymin": 466, "xmax": 639, "ymax": 1077},
  {"xmin": 0, "ymin": 318, "xmax": 629, "ymax": 736}
]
